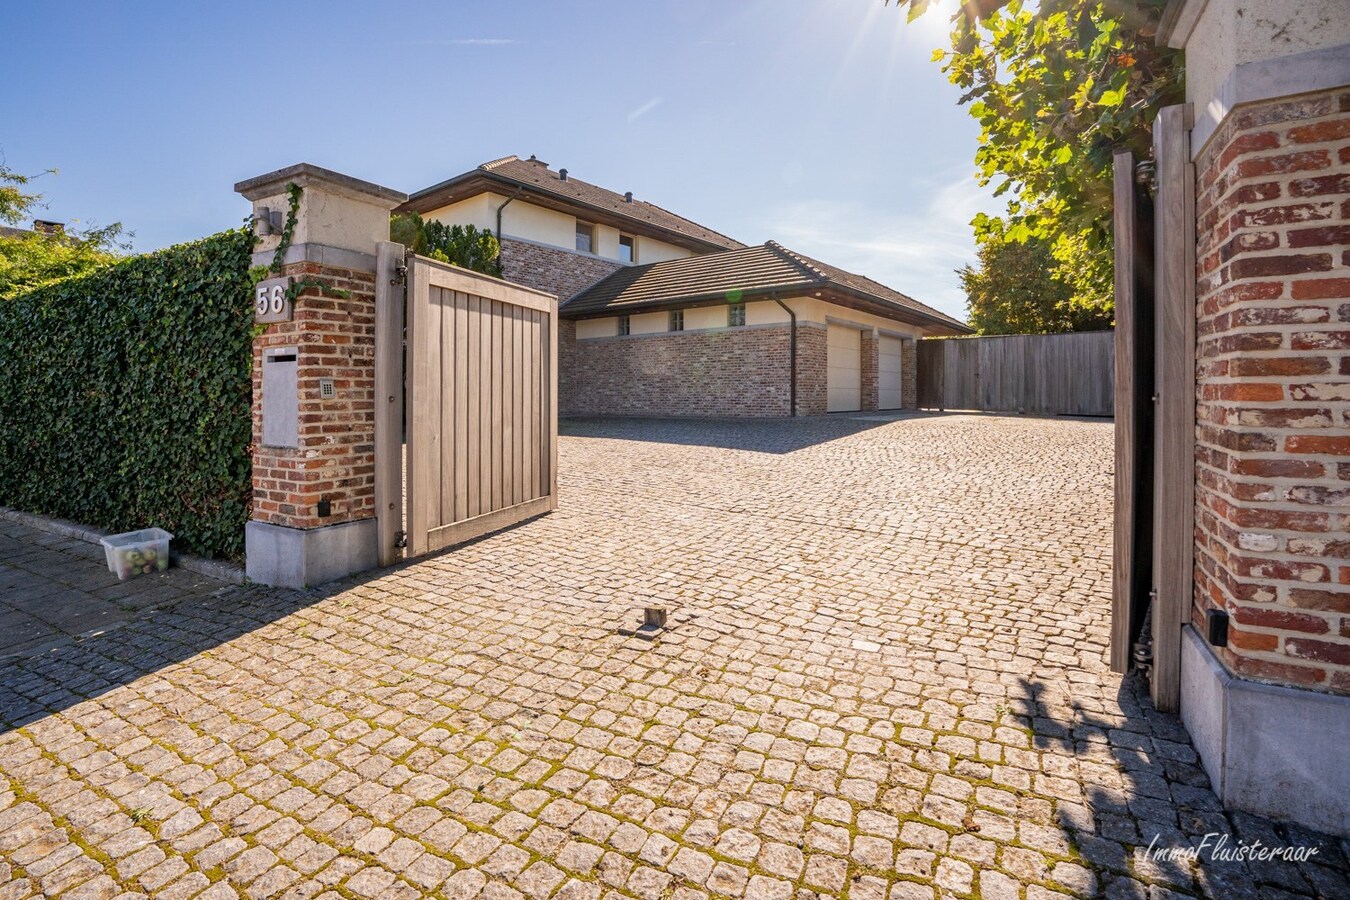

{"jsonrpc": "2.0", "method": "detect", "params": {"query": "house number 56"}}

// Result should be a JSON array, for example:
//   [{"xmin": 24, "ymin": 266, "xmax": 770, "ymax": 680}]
[{"xmin": 254, "ymin": 276, "xmax": 293, "ymax": 324}]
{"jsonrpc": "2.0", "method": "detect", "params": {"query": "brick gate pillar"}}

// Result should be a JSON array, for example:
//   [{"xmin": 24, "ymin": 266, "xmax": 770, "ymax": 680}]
[
  {"xmin": 1159, "ymin": 0, "xmax": 1350, "ymax": 837},
  {"xmin": 234, "ymin": 164, "xmax": 406, "ymax": 589}
]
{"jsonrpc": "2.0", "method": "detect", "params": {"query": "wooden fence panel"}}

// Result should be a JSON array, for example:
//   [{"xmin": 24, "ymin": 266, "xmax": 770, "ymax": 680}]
[
  {"xmin": 918, "ymin": 331, "xmax": 1114, "ymax": 417},
  {"xmin": 405, "ymin": 256, "xmax": 558, "ymax": 558}
]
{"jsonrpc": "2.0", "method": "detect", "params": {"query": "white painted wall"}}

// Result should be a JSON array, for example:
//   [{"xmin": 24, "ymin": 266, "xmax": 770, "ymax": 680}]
[
  {"xmin": 783, "ymin": 297, "xmax": 927, "ymax": 338},
  {"xmin": 629, "ymin": 311, "xmax": 667, "ymax": 335},
  {"xmin": 420, "ymin": 194, "xmax": 697, "ymax": 265},
  {"xmin": 576, "ymin": 318, "xmax": 618, "ymax": 339},
  {"xmin": 572, "ymin": 296, "xmax": 936, "ymax": 340},
  {"xmin": 745, "ymin": 300, "xmax": 791, "ymax": 326},
  {"xmin": 634, "ymin": 238, "xmax": 691, "ymax": 264},
  {"xmin": 684, "ymin": 307, "xmax": 728, "ymax": 330}
]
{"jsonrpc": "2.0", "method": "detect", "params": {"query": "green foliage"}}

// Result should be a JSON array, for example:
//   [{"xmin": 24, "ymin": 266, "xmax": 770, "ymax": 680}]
[
  {"xmin": 0, "ymin": 164, "xmax": 44, "ymax": 225},
  {"xmin": 0, "ymin": 230, "xmax": 256, "ymax": 559},
  {"xmin": 960, "ymin": 226, "xmax": 1112, "ymax": 334},
  {"xmin": 893, "ymin": 0, "xmax": 1182, "ymax": 322},
  {"xmin": 270, "ymin": 182, "xmax": 303, "ymax": 273},
  {"xmin": 390, "ymin": 213, "xmax": 503, "ymax": 277},
  {"xmin": 1, "ymin": 163, "xmax": 129, "ymax": 297}
]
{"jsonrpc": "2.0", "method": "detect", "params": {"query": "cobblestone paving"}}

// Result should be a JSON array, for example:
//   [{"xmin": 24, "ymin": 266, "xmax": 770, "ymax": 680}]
[{"xmin": 2, "ymin": 414, "xmax": 1347, "ymax": 900}]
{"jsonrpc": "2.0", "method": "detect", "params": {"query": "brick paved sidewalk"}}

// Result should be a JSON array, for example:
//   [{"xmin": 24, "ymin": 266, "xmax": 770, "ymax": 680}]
[
  {"xmin": 0, "ymin": 519, "xmax": 231, "ymax": 661},
  {"xmin": 1, "ymin": 415, "xmax": 1346, "ymax": 899}
]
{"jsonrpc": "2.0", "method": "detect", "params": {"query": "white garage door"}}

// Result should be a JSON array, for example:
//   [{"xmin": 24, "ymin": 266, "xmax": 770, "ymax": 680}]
[
  {"xmin": 826, "ymin": 324, "xmax": 861, "ymax": 412},
  {"xmin": 878, "ymin": 335, "xmax": 904, "ymax": 410}
]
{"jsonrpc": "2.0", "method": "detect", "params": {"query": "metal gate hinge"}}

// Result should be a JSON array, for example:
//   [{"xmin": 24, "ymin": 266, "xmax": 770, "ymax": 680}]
[
  {"xmin": 392, "ymin": 260, "xmax": 408, "ymax": 286},
  {"xmin": 393, "ymin": 530, "xmax": 408, "ymax": 549}
]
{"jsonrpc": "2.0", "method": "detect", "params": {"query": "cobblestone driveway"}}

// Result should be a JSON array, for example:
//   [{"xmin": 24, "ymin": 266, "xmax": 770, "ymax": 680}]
[{"xmin": 2, "ymin": 415, "xmax": 1346, "ymax": 900}]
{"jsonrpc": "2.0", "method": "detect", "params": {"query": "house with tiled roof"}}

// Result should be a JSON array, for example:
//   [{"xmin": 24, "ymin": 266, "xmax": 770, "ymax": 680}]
[{"xmin": 399, "ymin": 156, "xmax": 969, "ymax": 417}]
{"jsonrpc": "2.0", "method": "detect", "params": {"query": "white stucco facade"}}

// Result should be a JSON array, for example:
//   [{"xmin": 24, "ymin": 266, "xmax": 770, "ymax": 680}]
[
  {"xmin": 420, "ymin": 193, "xmax": 696, "ymax": 267},
  {"xmin": 573, "ymin": 297, "xmax": 930, "ymax": 341}
]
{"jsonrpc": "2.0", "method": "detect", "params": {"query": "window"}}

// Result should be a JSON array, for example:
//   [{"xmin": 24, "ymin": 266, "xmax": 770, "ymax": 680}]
[
  {"xmin": 617, "ymin": 315, "xmax": 630, "ymax": 336},
  {"xmin": 618, "ymin": 234, "xmax": 636, "ymax": 263},
  {"xmin": 575, "ymin": 221, "xmax": 595, "ymax": 254},
  {"xmin": 669, "ymin": 309, "xmax": 684, "ymax": 332},
  {"xmin": 728, "ymin": 304, "xmax": 746, "ymax": 327}
]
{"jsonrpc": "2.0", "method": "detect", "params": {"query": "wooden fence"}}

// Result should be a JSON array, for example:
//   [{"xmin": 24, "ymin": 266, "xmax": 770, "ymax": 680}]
[{"xmin": 917, "ymin": 331, "xmax": 1114, "ymax": 417}]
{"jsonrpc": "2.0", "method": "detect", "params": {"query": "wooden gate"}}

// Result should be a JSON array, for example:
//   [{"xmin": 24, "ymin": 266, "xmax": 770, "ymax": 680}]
[
  {"xmin": 1109, "ymin": 149, "xmax": 1156, "ymax": 678},
  {"xmin": 377, "ymin": 249, "xmax": 558, "ymax": 561}
]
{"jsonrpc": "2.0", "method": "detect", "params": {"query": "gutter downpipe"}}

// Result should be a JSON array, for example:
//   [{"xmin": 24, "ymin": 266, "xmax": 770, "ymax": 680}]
[
  {"xmin": 772, "ymin": 294, "xmax": 797, "ymax": 417},
  {"xmin": 494, "ymin": 186, "xmax": 525, "ymax": 243}
]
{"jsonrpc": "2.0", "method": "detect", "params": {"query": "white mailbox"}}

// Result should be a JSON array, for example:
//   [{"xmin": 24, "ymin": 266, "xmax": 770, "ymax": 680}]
[{"xmin": 262, "ymin": 347, "xmax": 298, "ymax": 448}]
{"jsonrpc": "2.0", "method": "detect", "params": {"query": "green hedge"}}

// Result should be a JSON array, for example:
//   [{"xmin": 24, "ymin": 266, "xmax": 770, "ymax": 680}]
[{"xmin": 0, "ymin": 229, "xmax": 255, "ymax": 559}]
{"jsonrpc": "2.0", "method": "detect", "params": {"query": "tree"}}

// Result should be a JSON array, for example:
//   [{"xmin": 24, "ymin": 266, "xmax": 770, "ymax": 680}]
[
  {"xmin": 960, "ymin": 226, "xmax": 1112, "ymax": 334},
  {"xmin": 0, "ymin": 163, "xmax": 127, "ymax": 298},
  {"xmin": 892, "ymin": 0, "xmax": 1183, "ymax": 326},
  {"xmin": 390, "ymin": 213, "xmax": 503, "ymax": 277}
]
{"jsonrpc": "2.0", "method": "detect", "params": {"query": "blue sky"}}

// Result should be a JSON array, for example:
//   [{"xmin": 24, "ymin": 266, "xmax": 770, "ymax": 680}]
[{"xmin": 2, "ymin": 0, "xmax": 998, "ymax": 319}]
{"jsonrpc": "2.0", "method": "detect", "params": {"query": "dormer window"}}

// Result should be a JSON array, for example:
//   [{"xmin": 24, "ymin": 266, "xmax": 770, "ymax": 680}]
[
  {"xmin": 618, "ymin": 234, "xmax": 636, "ymax": 263},
  {"xmin": 576, "ymin": 222, "xmax": 595, "ymax": 254}
]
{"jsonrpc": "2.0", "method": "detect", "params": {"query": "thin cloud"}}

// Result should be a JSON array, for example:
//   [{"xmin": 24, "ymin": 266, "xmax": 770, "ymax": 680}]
[
  {"xmin": 755, "ymin": 173, "xmax": 1004, "ymax": 321},
  {"xmin": 627, "ymin": 97, "xmax": 664, "ymax": 122}
]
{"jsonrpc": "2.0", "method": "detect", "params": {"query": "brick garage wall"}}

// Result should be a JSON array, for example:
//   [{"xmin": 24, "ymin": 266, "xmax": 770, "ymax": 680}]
[
  {"xmin": 253, "ymin": 263, "xmax": 377, "ymax": 530},
  {"xmin": 1193, "ymin": 87, "xmax": 1350, "ymax": 693},
  {"xmin": 861, "ymin": 330, "xmax": 879, "ymax": 412},
  {"xmin": 501, "ymin": 238, "xmax": 622, "ymax": 302},
  {"xmin": 563, "ymin": 323, "xmax": 837, "ymax": 418},
  {"xmin": 796, "ymin": 323, "xmax": 828, "ymax": 416}
]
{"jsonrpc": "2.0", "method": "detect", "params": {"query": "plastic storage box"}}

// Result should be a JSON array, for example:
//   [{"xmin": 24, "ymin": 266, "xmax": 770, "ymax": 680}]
[{"xmin": 100, "ymin": 528, "xmax": 173, "ymax": 581}]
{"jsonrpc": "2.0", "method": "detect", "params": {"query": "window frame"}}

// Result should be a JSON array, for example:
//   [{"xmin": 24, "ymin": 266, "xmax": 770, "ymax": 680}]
[
  {"xmin": 669, "ymin": 309, "xmax": 684, "ymax": 332},
  {"xmin": 728, "ymin": 304, "xmax": 746, "ymax": 327},
  {"xmin": 575, "ymin": 221, "xmax": 596, "ymax": 254},
  {"xmin": 617, "ymin": 315, "xmax": 630, "ymax": 336},
  {"xmin": 618, "ymin": 234, "xmax": 637, "ymax": 264}
]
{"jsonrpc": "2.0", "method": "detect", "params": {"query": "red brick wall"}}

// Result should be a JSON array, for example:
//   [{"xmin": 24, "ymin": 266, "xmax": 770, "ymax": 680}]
[
  {"xmin": 561, "ymin": 323, "xmax": 830, "ymax": 418},
  {"xmin": 796, "ymin": 324, "xmax": 828, "ymax": 417},
  {"xmin": 1193, "ymin": 87, "xmax": 1350, "ymax": 693},
  {"xmin": 861, "ymin": 330, "xmax": 879, "ymax": 412},
  {"xmin": 501, "ymin": 238, "xmax": 622, "ymax": 302},
  {"xmin": 252, "ymin": 264, "xmax": 376, "ymax": 530}
]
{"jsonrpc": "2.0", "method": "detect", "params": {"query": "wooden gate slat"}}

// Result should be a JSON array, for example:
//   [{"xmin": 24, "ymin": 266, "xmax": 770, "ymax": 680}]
[
  {"xmin": 466, "ymin": 293, "xmax": 482, "ymax": 519},
  {"xmin": 454, "ymin": 292, "xmax": 470, "ymax": 522},
  {"xmin": 439, "ymin": 286, "xmax": 455, "ymax": 528},
  {"xmin": 1150, "ymin": 104, "xmax": 1196, "ymax": 712},
  {"xmin": 489, "ymin": 300, "xmax": 503, "ymax": 513},
  {"xmin": 531, "ymin": 309, "xmax": 542, "ymax": 498}
]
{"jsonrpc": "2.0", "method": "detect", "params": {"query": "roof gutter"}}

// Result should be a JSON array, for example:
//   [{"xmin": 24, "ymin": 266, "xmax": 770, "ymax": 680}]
[
  {"xmin": 772, "ymin": 294, "xmax": 798, "ymax": 417},
  {"xmin": 494, "ymin": 185, "xmax": 525, "ymax": 243}
]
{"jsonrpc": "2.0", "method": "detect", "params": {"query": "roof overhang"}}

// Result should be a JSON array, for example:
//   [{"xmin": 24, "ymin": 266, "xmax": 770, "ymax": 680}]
[
  {"xmin": 561, "ymin": 284, "xmax": 971, "ymax": 335},
  {"xmin": 399, "ymin": 172, "xmax": 738, "ymax": 254}
]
